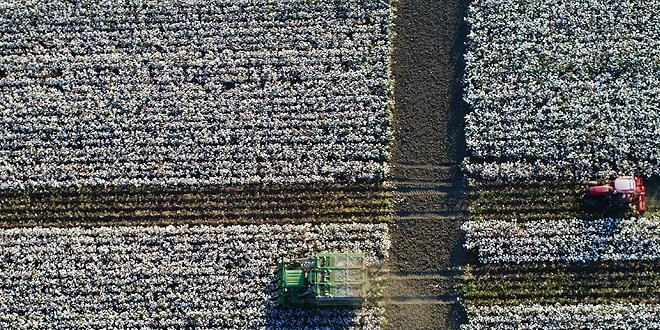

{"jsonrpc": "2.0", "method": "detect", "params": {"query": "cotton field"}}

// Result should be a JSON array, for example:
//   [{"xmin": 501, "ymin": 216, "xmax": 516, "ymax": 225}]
[
  {"xmin": 463, "ymin": 0, "xmax": 660, "ymax": 179},
  {"xmin": 463, "ymin": 216, "xmax": 660, "ymax": 263},
  {"xmin": 0, "ymin": 0, "xmax": 401, "ymax": 328},
  {"xmin": 0, "ymin": 223, "xmax": 389, "ymax": 329},
  {"xmin": 460, "ymin": 0, "xmax": 660, "ymax": 328},
  {"xmin": 461, "ymin": 303, "xmax": 660, "ymax": 330},
  {"xmin": 0, "ymin": 0, "xmax": 392, "ymax": 189},
  {"xmin": 3, "ymin": 0, "xmax": 660, "ymax": 327}
]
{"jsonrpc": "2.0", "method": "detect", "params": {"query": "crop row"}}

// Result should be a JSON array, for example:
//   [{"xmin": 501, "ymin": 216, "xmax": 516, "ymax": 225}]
[
  {"xmin": 463, "ymin": 0, "xmax": 660, "ymax": 180},
  {"xmin": 0, "ymin": 0, "xmax": 392, "ymax": 190},
  {"xmin": 461, "ymin": 303, "xmax": 660, "ymax": 330},
  {"xmin": 466, "ymin": 179, "xmax": 585, "ymax": 220},
  {"xmin": 0, "ymin": 183, "xmax": 392, "ymax": 227},
  {"xmin": 463, "ymin": 216, "xmax": 660, "ymax": 263},
  {"xmin": 0, "ymin": 222, "xmax": 389, "ymax": 329}
]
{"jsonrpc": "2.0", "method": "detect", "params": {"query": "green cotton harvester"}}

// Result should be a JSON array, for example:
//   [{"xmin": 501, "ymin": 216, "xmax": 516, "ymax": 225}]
[{"xmin": 272, "ymin": 252, "xmax": 369, "ymax": 307}]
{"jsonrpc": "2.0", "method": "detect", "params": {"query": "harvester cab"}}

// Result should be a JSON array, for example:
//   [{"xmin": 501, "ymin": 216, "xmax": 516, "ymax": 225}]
[
  {"xmin": 585, "ymin": 175, "xmax": 647, "ymax": 213},
  {"xmin": 272, "ymin": 252, "xmax": 369, "ymax": 308}
]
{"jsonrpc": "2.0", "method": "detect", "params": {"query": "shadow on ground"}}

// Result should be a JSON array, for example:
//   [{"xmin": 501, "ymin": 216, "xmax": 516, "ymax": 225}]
[{"xmin": 264, "ymin": 303, "xmax": 360, "ymax": 330}]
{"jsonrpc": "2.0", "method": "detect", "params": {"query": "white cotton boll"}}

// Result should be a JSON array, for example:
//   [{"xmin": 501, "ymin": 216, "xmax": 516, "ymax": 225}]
[
  {"xmin": 0, "ymin": 0, "xmax": 392, "ymax": 188},
  {"xmin": 462, "ymin": 302, "xmax": 660, "ymax": 330},
  {"xmin": 0, "ymin": 223, "xmax": 389, "ymax": 328},
  {"xmin": 463, "ymin": 0, "xmax": 660, "ymax": 179},
  {"xmin": 463, "ymin": 215, "xmax": 660, "ymax": 263}
]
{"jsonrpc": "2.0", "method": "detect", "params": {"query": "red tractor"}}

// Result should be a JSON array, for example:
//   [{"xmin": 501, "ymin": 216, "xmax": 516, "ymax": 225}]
[{"xmin": 584, "ymin": 175, "xmax": 647, "ymax": 213}]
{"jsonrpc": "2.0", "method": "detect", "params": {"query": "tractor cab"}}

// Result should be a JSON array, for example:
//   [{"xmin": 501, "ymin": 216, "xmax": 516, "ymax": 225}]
[
  {"xmin": 272, "ymin": 252, "xmax": 369, "ymax": 308},
  {"xmin": 613, "ymin": 176, "xmax": 636, "ymax": 194},
  {"xmin": 585, "ymin": 175, "xmax": 647, "ymax": 213}
]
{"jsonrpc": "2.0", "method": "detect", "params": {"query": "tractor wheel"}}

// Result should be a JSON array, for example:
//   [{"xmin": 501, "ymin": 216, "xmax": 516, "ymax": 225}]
[
  {"xmin": 583, "ymin": 195, "xmax": 601, "ymax": 211},
  {"xmin": 612, "ymin": 196, "xmax": 630, "ymax": 210}
]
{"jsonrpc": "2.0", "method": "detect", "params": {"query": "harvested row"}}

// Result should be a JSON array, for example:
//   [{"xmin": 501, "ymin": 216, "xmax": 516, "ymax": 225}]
[
  {"xmin": 462, "ymin": 216, "xmax": 660, "ymax": 263},
  {"xmin": 468, "ymin": 180, "xmax": 583, "ymax": 221},
  {"xmin": 647, "ymin": 177, "xmax": 660, "ymax": 213},
  {"xmin": 464, "ymin": 267, "xmax": 660, "ymax": 306},
  {"xmin": 463, "ymin": 262, "xmax": 660, "ymax": 307},
  {"xmin": 467, "ymin": 179, "xmax": 578, "ymax": 190},
  {"xmin": 461, "ymin": 303, "xmax": 660, "ymax": 330},
  {"xmin": 0, "ymin": 222, "xmax": 389, "ymax": 329},
  {"xmin": 470, "ymin": 211, "xmax": 582, "ymax": 222},
  {"xmin": 0, "ymin": 183, "xmax": 392, "ymax": 227}
]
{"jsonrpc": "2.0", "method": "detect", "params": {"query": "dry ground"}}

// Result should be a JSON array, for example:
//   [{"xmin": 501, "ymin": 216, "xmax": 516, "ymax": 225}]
[{"xmin": 384, "ymin": 0, "xmax": 469, "ymax": 328}]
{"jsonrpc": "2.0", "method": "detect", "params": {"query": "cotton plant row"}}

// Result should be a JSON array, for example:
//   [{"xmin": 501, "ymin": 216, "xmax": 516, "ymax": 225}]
[
  {"xmin": 461, "ymin": 303, "xmax": 660, "ymax": 330},
  {"xmin": 462, "ymin": 216, "xmax": 660, "ymax": 263},
  {"xmin": 0, "ymin": 222, "xmax": 389, "ymax": 329},
  {"xmin": 0, "ymin": 0, "xmax": 392, "ymax": 189},
  {"xmin": 463, "ymin": 0, "xmax": 660, "ymax": 179}
]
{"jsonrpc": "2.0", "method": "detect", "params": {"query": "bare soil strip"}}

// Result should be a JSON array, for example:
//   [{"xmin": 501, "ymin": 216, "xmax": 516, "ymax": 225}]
[{"xmin": 385, "ymin": 0, "xmax": 469, "ymax": 328}]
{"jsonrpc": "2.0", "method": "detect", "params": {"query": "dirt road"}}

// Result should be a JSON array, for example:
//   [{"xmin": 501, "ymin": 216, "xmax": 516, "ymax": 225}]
[{"xmin": 385, "ymin": 0, "xmax": 469, "ymax": 328}]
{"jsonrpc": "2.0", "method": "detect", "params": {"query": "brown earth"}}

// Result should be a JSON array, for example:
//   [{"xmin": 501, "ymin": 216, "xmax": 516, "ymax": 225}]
[
  {"xmin": 384, "ymin": 0, "xmax": 469, "ymax": 328},
  {"xmin": 392, "ymin": 0, "xmax": 467, "ymax": 166},
  {"xmin": 385, "ymin": 304, "xmax": 465, "ymax": 330}
]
